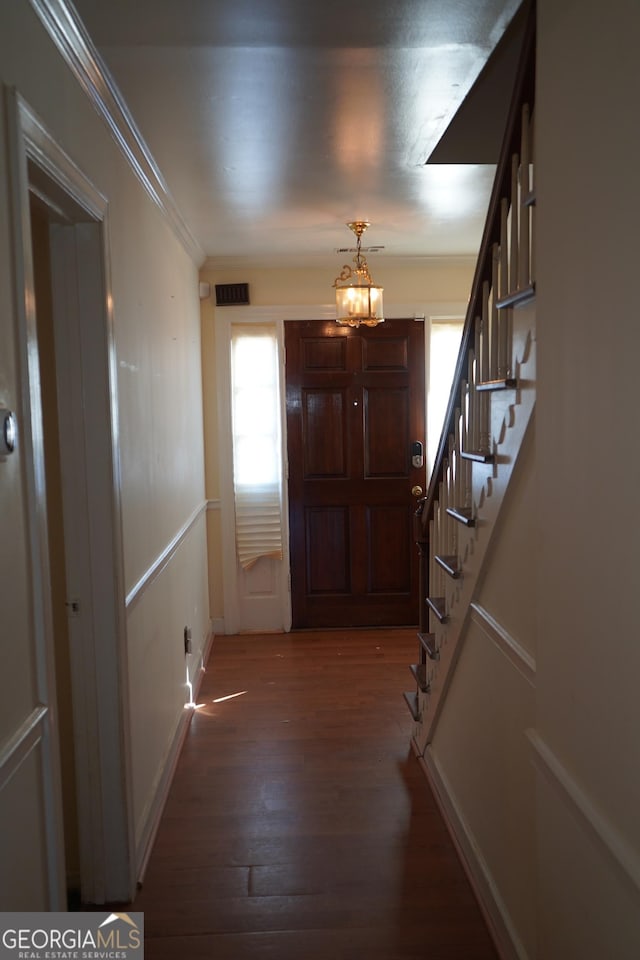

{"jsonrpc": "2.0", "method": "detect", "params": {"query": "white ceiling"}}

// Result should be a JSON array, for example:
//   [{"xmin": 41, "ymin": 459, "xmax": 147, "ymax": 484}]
[{"xmin": 70, "ymin": 0, "xmax": 524, "ymax": 266}]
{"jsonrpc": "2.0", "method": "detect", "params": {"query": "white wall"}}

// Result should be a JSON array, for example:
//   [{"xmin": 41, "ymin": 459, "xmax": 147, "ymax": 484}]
[
  {"xmin": 0, "ymin": 0, "xmax": 209, "ymax": 900},
  {"xmin": 201, "ymin": 257, "xmax": 475, "ymax": 308},
  {"xmin": 534, "ymin": 0, "xmax": 640, "ymax": 954},
  {"xmin": 428, "ymin": 411, "xmax": 538, "ymax": 960},
  {"xmin": 424, "ymin": 2, "xmax": 640, "ymax": 957}
]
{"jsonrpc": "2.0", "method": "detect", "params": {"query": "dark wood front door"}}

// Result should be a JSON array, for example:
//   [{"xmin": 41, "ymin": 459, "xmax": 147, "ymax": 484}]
[{"xmin": 285, "ymin": 318, "xmax": 425, "ymax": 628}]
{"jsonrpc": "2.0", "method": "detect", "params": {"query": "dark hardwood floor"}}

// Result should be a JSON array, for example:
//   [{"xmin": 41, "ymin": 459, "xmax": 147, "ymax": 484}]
[{"xmin": 132, "ymin": 629, "xmax": 498, "ymax": 959}]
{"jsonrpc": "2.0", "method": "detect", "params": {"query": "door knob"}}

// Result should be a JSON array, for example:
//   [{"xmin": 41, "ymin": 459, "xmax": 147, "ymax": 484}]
[
  {"xmin": 1, "ymin": 410, "xmax": 16, "ymax": 456},
  {"xmin": 411, "ymin": 485, "xmax": 423, "ymax": 497}
]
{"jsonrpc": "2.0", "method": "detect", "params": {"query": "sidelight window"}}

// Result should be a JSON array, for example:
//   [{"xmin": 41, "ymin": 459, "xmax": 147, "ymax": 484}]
[
  {"xmin": 427, "ymin": 319, "xmax": 464, "ymax": 476},
  {"xmin": 230, "ymin": 323, "xmax": 284, "ymax": 570}
]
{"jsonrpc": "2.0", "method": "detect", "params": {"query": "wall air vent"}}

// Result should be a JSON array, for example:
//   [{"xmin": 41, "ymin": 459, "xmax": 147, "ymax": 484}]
[{"xmin": 215, "ymin": 282, "xmax": 250, "ymax": 306}]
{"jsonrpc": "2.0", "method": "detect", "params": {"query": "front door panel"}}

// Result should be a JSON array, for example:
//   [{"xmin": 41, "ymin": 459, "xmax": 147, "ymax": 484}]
[{"xmin": 286, "ymin": 318, "xmax": 425, "ymax": 628}]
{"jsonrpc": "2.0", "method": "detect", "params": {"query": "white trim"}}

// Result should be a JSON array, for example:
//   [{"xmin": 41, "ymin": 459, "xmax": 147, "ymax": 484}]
[
  {"xmin": 136, "ymin": 627, "xmax": 215, "ymax": 882},
  {"xmin": 527, "ymin": 729, "xmax": 640, "ymax": 898},
  {"xmin": 17, "ymin": 98, "xmax": 107, "ymax": 219},
  {"xmin": 125, "ymin": 501, "xmax": 208, "ymax": 610},
  {"xmin": 216, "ymin": 304, "xmax": 334, "ymax": 323},
  {"xmin": 417, "ymin": 743, "xmax": 529, "ymax": 960},
  {"xmin": 5, "ymin": 86, "xmax": 69, "ymax": 910},
  {"xmin": 215, "ymin": 312, "xmax": 291, "ymax": 634},
  {"xmin": 8, "ymin": 89, "xmax": 135, "ymax": 904},
  {"xmin": 216, "ymin": 315, "xmax": 237, "ymax": 632},
  {"xmin": 470, "ymin": 603, "xmax": 536, "ymax": 685},
  {"xmin": 27, "ymin": 0, "xmax": 204, "ymax": 265},
  {"xmin": 49, "ymin": 223, "xmax": 132, "ymax": 905},
  {"xmin": 211, "ymin": 617, "xmax": 225, "ymax": 635},
  {"xmin": 0, "ymin": 707, "xmax": 48, "ymax": 789},
  {"xmin": 203, "ymin": 254, "xmax": 477, "ymax": 271},
  {"xmin": 135, "ymin": 716, "xmax": 188, "ymax": 883},
  {"xmin": 207, "ymin": 498, "xmax": 221, "ymax": 511},
  {"xmin": 211, "ymin": 301, "xmax": 467, "ymax": 324}
]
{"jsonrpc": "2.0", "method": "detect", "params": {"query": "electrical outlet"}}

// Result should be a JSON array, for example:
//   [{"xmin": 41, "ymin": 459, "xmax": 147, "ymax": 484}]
[{"xmin": 183, "ymin": 626, "xmax": 192, "ymax": 655}]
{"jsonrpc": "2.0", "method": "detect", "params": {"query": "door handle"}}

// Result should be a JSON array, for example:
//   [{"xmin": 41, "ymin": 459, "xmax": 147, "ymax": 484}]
[
  {"xmin": 411, "ymin": 485, "xmax": 423, "ymax": 497},
  {"xmin": 1, "ymin": 410, "xmax": 16, "ymax": 456}
]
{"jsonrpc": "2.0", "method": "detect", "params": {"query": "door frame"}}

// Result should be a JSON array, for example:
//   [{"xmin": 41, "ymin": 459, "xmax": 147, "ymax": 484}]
[
  {"xmin": 6, "ymin": 89, "xmax": 135, "ymax": 903},
  {"xmin": 213, "ymin": 303, "xmax": 468, "ymax": 634},
  {"xmin": 215, "ymin": 305, "xmax": 311, "ymax": 634}
]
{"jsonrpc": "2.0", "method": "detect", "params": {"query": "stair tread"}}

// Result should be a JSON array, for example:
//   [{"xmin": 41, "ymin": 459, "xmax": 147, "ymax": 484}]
[
  {"xmin": 476, "ymin": 377, "xmax": 518, "ymax": 392},
  {"xmin": 460, "ymin": 449, "xmax": 494, "ymax": 463},
  {"xmin": 496, "ymin": 282, "xmax": 536, "ymax": 310},
  {"xmin": 435, "ymin": 554, "xmax": 462, "ymax": 579},
  {"xmin": 410, "ymin": 663, "xmax": 430, "ymax": 693},
  {"xmin": 426, "ymin": 596, "xmax": 448, "ymax": 623},
  {"xmin": 446, "ymin": 506, "xmax": 475, "ymax": 527},
  {"xmin": 403, "ymin": 691, "xmax": 421, "ymax": 721},
  {"xmin": 418, "ymin": 632, "xmax": 439, "ymax": 660}
]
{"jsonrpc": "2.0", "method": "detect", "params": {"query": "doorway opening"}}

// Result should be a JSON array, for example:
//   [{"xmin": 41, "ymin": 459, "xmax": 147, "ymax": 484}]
[{"xmin": 9, "ymin": 92, "xmax": 134, "ymax": 904}]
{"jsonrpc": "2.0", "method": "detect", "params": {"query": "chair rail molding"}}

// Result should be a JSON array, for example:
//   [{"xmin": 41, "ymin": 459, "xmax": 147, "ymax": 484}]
[
  {"xmin": 125, "ymin": 500, "xmax": 208, "ymax": 610},
  {"xmin": 470, "ymin": 603, "xmax": 536, "ymax": 685},
  {"xmin": 527, "ymin": 729, "xmax": 640, "ymax": 899}
]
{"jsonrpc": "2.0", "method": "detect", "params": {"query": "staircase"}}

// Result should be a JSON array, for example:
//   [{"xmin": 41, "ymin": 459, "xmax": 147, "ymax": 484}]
[{"xmin": 405, "ymin": 8, "xmax": 537, "ymax": 753}]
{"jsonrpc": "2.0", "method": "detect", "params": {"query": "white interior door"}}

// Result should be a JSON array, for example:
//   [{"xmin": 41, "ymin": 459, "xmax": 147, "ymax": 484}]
[
  {"xmin": 0, "ymin": 89, "xmax": 134, "ymax": 906},
  {"xmin": 1, "ymin": 90, "xmax": 66, "ymax": 911}
]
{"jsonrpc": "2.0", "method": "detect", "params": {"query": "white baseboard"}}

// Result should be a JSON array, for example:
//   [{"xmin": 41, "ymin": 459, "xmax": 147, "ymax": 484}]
[
  {"xmin": 135, "ymin": 625, "xmax": 214, "ymax": 884},
  {"xmin": 211, "ymin": 616, "xmax": 225, "ymax": 635},
  {"xmin": 413, "ymin": 740, "xmax": 529, "ymax": 960}
]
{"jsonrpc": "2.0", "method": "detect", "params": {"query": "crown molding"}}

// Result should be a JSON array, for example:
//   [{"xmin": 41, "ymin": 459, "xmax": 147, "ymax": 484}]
[
  {"xmin": 200, "ymin": 302, "xmax": 466, "ymax": 323},
  {"xmin": 28, "ymin": 0, "xmax": 205, "ymax": 266},
  {"xmin": 201, "ymin": 253, "xmax": 477, "ymax": 272}
]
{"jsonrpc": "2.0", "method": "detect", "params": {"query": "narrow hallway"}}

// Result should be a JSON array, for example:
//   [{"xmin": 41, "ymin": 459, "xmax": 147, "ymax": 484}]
[{"xmin": 133, "ymin": 629, "xmax": 498, "ymax": 959}]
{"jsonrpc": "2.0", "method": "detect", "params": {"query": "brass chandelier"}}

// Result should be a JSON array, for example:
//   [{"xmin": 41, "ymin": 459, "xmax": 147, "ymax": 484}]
[{"xmin": 333, "ymin": 221, "xmax": 384, "ymax": 327}]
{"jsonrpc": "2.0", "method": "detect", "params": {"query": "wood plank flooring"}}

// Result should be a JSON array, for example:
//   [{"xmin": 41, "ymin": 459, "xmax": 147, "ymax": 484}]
[{"xmin": 132, "ymin": 629, "xmax": 498, "ymax": 959}]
